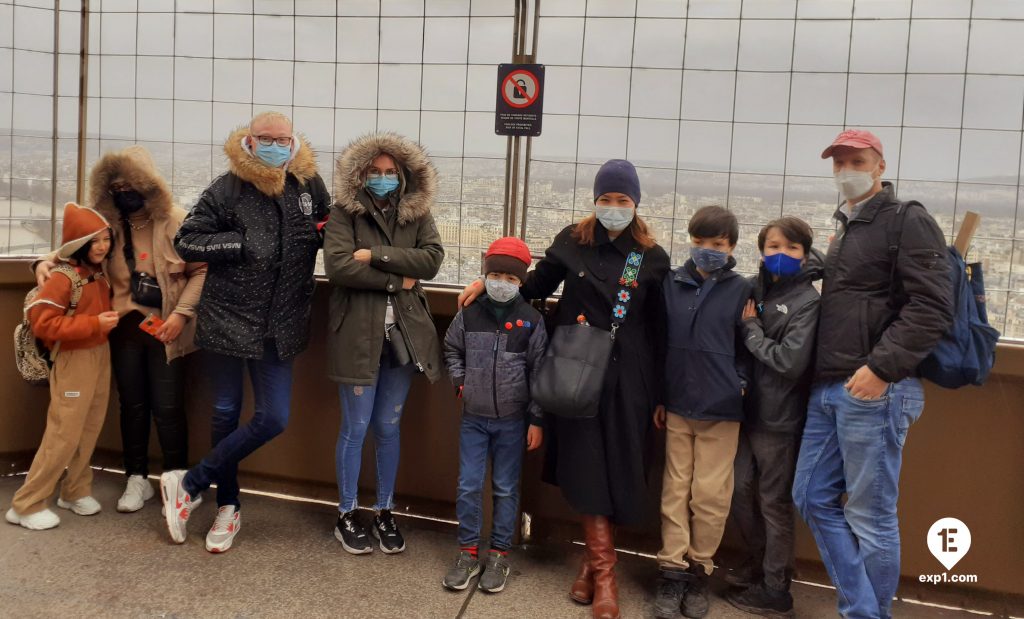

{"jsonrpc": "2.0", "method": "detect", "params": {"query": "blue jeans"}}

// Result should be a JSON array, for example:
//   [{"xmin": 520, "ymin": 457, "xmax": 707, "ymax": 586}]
[
  {"xmin": 336, "ymin": 348, "xmax": 415, "ymax": 513},
  {"xmin": 792, "ymin": 378, "xmax": 925, "ymax": 619},
  {"xmin": 456, "ymin": 414, "xmax": 527, "ymax": 552},
  {"xmin": 183, "ymin": 343, "xmax": 294, "ymax": 508}
]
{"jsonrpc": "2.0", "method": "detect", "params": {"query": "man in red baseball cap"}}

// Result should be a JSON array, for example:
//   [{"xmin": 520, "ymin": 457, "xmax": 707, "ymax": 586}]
[{"xmin": 793, "ymin": 131, "xmax": 953, "ymax": 619}]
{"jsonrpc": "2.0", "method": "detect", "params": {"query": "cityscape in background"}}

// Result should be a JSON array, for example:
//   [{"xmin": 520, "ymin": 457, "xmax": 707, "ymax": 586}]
[{"xmin": 2, "ymin": 1, "xmax": 1023, "ymax": 340}]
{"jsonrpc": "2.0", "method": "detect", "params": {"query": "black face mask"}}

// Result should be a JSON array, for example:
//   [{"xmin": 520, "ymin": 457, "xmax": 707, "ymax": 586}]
[{"xmin": 113, "ymin": 190, "xmax": 146, "ymax": 214}]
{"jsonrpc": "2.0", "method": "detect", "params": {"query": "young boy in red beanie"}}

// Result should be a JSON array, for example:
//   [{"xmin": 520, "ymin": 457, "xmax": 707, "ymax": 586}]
[{"xmin": 441, "ymin": 236, "xmax": 547, "ymax": 593}]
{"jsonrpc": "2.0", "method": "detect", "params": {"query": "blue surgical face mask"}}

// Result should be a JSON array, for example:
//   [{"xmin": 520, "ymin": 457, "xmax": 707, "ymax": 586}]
[
  {"xmin": 764, "ymin": 253, "xmax": 803, "ymax": 278},
  {"xmin": 485, "ymin": 278, "xmax": 520, "ymax": 304},
  {"xmin": 690, "ymin": 246, "xmax": 729, "ymax": 273},
  {"xmin": 254, "ymin": 142, "xmax": 292, "ymax": 168},
  {"xmin": 366, "ymin": 174, "xmax": 400, "ymax": 198},
  {"xmin": 595, "ymin": 206, "xmax": 634, "ymax": 232}
]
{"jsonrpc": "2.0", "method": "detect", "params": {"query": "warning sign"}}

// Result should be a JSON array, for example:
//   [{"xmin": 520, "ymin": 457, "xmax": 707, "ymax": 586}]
[{"xmin": 495, "ymin": 63, "xmax": 545, "ymax": 137}]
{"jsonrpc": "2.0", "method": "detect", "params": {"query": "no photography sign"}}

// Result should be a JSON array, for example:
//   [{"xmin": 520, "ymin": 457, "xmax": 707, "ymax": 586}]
[{"xmin": 495, "ymin": 63, "xmax": 545, "ymax": 137}]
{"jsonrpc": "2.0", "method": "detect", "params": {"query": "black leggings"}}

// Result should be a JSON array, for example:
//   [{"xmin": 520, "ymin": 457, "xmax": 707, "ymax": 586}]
[{"xmin": 109, "ymin": 310, "xmax": 188, "ymax": 477}]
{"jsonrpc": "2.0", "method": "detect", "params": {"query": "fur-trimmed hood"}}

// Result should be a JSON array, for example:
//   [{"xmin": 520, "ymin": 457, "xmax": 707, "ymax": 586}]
[
  {"xmin": 334, "ymin": 132, "xmax": 437, "ymax": 225},
  {"xmin": 224, "ymin": 126, "xmax": 319, "ymax": 197},
  {"xmin": 89, "ymin": 146, "xmax": 175, "ymax": 222}
]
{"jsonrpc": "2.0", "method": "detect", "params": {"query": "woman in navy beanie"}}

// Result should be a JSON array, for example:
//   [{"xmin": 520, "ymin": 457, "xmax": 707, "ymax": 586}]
[{"xmin": 459, "ymin": 159, "xmax": 670, "ymax": 619}]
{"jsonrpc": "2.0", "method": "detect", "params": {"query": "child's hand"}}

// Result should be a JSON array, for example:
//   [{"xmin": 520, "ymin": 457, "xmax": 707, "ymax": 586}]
[
  {"xmin": 742, "ymin": 299, "xmax": 758, "ymax": 321},
  {"xmin": 98, "ymin": 311, "xmax": 120, "ymax": 334},
  {"xmin": 526, "ymin": 425, "xmax": 543, "ymax": 451},
  {"xmin": 653, "ymin": 404, "xmax": 666, "ymax": 430}
]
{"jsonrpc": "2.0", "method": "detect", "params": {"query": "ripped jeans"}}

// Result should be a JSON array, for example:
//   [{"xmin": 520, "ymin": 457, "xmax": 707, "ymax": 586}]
[{"xmin": 336, "ymin": 344, "xmax": 415, "ymax": 513}]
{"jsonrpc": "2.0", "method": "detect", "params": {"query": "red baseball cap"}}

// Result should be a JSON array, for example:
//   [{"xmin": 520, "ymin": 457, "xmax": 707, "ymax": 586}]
[{"xmin": 820, "ymin": 129, "xmax": 884, "ymax": 159}]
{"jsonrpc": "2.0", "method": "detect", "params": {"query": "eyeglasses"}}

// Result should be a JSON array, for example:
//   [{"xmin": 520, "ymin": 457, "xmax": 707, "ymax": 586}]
[
  {"xmin": 367, "ymin": 170, "xmax": 399, "ymax": 178},
  {"xmin": 254, "ymin": 135, "xmax": 293, "ymax": 147}
]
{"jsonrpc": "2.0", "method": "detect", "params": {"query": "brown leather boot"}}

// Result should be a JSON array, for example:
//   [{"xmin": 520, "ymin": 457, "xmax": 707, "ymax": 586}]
[
  {"xmin": 583, "ymin": 514, "xmax": 620, "ymax": 619},
  {"xmin": 573, "ymin": 522, "xmax": 598, "ymax": 602}
]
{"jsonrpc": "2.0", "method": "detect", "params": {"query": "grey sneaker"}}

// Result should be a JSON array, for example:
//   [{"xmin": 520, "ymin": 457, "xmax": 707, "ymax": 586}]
[
  {"xmin": 478, "ymin": 551, "xmax": 511, "ymax": 593},
  {"xmin": 442, "ymin": 551, "xmax": 481, "ymax": 591},
  {"xmin": 654, "ymin": 568, "xmax": 690, "ymax": 618}
]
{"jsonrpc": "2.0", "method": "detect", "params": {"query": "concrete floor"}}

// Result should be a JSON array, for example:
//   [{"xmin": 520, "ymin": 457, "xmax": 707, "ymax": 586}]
[{"xmin": 0, "ymin": 470, "xmax": 995, "ymax": 619}]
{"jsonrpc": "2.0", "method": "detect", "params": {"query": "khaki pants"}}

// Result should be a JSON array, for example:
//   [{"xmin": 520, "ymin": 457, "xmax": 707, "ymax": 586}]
[
  {"xmin": 657, "ymin": 413, "xmax": 740, "ymax": 573},
  {"xmin": 12, "ymin": 344, "xmax": 111, "ymax": 515}
]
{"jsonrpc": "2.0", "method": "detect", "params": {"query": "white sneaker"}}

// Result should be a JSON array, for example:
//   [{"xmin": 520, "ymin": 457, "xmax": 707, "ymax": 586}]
[
  {"xmin": 205, "ymin": 506, "xmax": 241, "ymax": 553},
  {"xmin": 160, "ymin": 470, "xmax": 197, "ymax": 544},
  {"xmin": 161, "ymin": 494, "xmax": 201, "ymax": 518},
  {"xmin": 6, "ymin": 507, "xmax": 61, "ymax": 530},
  {"xmin": 117, "ymin": 475, "xmax": 156, "ymax": 513},
  {"xmin": 56, "ymin": 496, "xmax": 102, "ymax": 516}
]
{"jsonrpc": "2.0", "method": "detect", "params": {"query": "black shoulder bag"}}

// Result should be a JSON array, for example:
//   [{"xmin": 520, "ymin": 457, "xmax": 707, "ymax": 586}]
[
  {"xmin": 530, "ymin": 249, "xmax": 645, "ymax": 419},
  {"xmin": 121, "ymin": 215, "xmax": 163, "ymax": 309}
]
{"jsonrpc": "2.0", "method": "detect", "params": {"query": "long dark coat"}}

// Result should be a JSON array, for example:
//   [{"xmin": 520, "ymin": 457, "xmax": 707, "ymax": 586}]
[{"xmin": 523, "ymin": 223, "xmax": 670, "ymax": 525}]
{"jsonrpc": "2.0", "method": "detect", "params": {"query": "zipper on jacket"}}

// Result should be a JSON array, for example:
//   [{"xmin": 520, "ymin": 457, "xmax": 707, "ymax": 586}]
[{"xmin": 492, "ymin": 329, "xmax": 500, "ymax": 417}]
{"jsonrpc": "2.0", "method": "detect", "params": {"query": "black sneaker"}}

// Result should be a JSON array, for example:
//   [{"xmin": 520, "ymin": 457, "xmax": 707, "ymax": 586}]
[
  {"xmin": 372, "ymin": 509, "xmax": 406, "ymax": 554},
  {"xmin": 653, "ymin": 568, "xmax": 690, "ymax": 619},
  {"xmin": 334, "ymin": 510, "xmax": 372, "ymax": 555},
  {"xmin": 726, "ymin": 583, "xmax": 795, "ymax": 618},
  {"xmin": 478, "ymin": 551, "xmax": 511, "ymax": 593},
  {"xmin": 682, "ymin": 565, "xmax": 709, "ymax": 619},
  {"xmin": 442, "ymin": 551, "xmax": 481, "ymax": 591}
]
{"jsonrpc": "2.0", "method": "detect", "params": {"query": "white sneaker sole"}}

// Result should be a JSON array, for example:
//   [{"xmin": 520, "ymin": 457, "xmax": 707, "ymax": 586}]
[
  {"xmin": 478, "ymin": 574, "xmax": 509, "ymax": 593},
  {"xmin": 334, "ymin": 527, "xmax": 372, "ymax": 555},
  {"xmin": 371, "ymin": 524, "xmax": 406, "ymax": 554},
  {"xmin": 56, "ymin": 499, "xmax": 101, "ymax": 516},
  {"xmin": 442, "ymin": 565, "xmax": 480, "ymax": 591},
  {"xmin": 159, "ymin": 472, "xmax": 188, "ymax": 544}
]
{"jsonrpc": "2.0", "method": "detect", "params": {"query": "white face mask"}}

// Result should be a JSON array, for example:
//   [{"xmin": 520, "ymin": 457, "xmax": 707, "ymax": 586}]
[
  {"xmin": 595, "ymin": 207, "xmax": 634, "ymax": 232},
  {"xmin": 484, "ymin": 278, "xmax": 519, "ymax": 304},
  {"xmin": 834, "ymin": 169, "xmax": 877, "ymax": 202}
]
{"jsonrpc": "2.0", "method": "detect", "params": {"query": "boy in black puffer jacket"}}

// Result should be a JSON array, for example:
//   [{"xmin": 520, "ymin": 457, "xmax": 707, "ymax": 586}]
[
  {"xmin": 725, "ymin": 216, "xmax": 822, "ymax": 618},
  {"xmin": 442, "ymin": 237, "xmax": 547, "ymax": 594}
]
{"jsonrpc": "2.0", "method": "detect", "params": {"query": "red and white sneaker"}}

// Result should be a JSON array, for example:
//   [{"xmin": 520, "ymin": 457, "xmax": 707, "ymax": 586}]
[
  {"xmin": 160, "ymin": 470, "xmax": 196, "ymax": 544},
  {"xmin": 206, "ymin": 506, "xmax": 241, "ymax": 553}
]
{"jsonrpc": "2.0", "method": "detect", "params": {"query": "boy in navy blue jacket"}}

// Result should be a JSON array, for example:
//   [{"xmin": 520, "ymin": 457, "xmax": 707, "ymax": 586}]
[
  {"xmin": 441, "ymin": 237, "xmax": 546, "ymax": 595},
  {"xmin": 654, "ymin": 206, "xmax": 753, "ymax": 619}
]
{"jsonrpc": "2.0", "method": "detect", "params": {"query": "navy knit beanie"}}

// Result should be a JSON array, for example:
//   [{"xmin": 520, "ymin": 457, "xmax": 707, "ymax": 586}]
[{"xmin": 593, "ymin": 159, "xmax": 641, "ymax": 207}]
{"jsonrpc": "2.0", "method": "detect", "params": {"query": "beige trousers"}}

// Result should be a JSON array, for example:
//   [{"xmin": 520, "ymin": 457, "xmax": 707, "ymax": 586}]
[
  {"xmin": 657, "ymin": 413, "xmax": 740, "ymax": 574},
  {"xmin": 12, "ymin": 344, "xmax": 111, "ymax": 515}
]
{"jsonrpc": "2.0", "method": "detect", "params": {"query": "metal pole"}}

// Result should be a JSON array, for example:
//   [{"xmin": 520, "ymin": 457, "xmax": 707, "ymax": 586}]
[
  {"xmin": 75, "ymin": 0, "xmax": 89, "ymax": 204},
  {"xmin": 509, "ymin": 137, "xmax": 521, "ymax": 237},
  {"xmin": 501, "ymin": 0, "xmax": 524, "ymax": 237},
  {"xmin": 49, "ymin": 0, "xmax": 60, "ymax": 249},
  {"xmin": 518, "ymin": 0, "xmax": 540, "ymax": 242}
]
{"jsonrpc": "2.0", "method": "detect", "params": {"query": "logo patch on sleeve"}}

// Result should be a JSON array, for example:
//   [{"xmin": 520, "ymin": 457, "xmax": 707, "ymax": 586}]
[{"xmin": 64, "ymin": 391, "xmax": 81, "ymax": 398}]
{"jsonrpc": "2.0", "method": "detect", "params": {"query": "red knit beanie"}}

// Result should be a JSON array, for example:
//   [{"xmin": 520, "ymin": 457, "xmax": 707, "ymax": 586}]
[{"xmin": 483, "ymin": 237, "xmax": 532, "ymax": 282}]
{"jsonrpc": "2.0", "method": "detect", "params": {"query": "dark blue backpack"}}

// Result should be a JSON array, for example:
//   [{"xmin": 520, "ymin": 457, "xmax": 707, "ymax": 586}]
[{"xmin": 889, "ymin": 203, "xmax": 1000, "ymax": 388}]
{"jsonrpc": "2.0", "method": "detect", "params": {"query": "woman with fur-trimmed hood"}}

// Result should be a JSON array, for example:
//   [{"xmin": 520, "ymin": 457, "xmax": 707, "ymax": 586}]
[
  {"xmin": 323, "ymin": 132, "xmax": 444, "ymax": 555},
  {"xmin": 33, "ymin": 146, "xmax": 207, "ymax": 516},
  {"xmin": 163, "ymin": 112, "xmax": 330, "ymax": 554}
]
